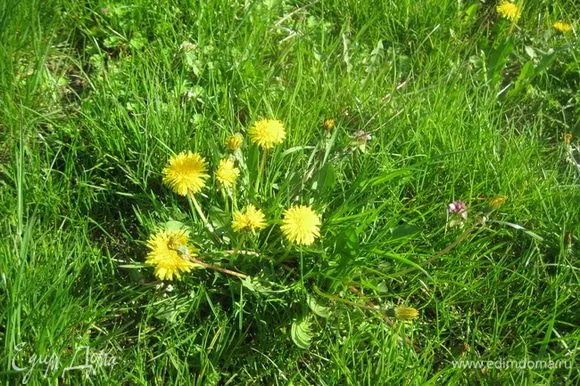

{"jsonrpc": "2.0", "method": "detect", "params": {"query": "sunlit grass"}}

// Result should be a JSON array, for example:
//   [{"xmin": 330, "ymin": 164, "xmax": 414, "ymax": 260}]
[{"xmin": 0, "ymin": 0, "xmax": 578, "ymax": 384}]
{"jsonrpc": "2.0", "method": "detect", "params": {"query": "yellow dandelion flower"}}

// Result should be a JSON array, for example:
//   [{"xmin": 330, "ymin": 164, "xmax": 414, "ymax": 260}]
[
  {"xmin": 232, "ymin": 211, "xmax": 247, "ymax": 232},
  {"xmin": 225, "ymin": 133, "xmax": 244, "ymax": 151},
  {"xmin": 563, "ymin": 132, "xmax": 573, "ymax": 145},
  {"xmin": 323, "ymin": 119, "xmax": 335, "ymax": 132},
  {"xmin": 490, "ymin": 195, "xmax": 508, "ymax": 209},
  {"xmin": 244, "ymin": 205, "xmax": 267, "ymax": 231},
  {"xmin": 162, "ymin": 151, "xmax": 209, "ymax": 196},
  {"xmin": 146, "ymin": 229, "xmax": 198, "ymax": 281},
  {"xmin": 496, "ymin": 1, "xmax": 521, "ymax": 22},
  {"xmin": 394, "ymin": 306, "xmax": 419, "ymax": 321},
  {"xmin": 216, "ymin": 158, "xmax": 240, "ymax": 188},
  {"xmin": 232, "ymin": 204, "xmax": 267, "ymax": 232},
  {"xmin": 281, "ymin": 205, "xmax": 321, "ymax": 246},
  {"xmin": 553, "ymin": 21, "xmax": 573, "ymax": 33},
  {"xmin": 249, "ymin": 119, "xmax": 286, "ymax": 149}
]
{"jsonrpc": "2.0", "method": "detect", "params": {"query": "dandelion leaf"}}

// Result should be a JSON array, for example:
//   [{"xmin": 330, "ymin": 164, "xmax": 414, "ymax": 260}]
[
  {"xmin": 307, "ymin": 294, "xmax": 331, "ymax": 318},
  {"xmin": 291, "ymin": 317, "xmax": 313, "ymax": 349}
]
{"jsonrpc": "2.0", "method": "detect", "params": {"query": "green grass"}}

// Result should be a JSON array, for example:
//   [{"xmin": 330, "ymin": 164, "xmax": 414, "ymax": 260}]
[{"xmin": 1, "ymin": 0, "xmax": 578, "ymax": 385}]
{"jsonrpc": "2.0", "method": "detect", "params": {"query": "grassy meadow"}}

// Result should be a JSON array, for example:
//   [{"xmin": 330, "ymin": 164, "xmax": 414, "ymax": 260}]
[{"xmin": 0, "ymin": 0, "xmax": 578, "ymax": 384}]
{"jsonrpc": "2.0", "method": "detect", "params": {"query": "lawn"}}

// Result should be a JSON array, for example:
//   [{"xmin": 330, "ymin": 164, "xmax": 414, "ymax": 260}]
[{"xmin": 0, "ymin": 0, "xmax": 578, "ymax": 384}]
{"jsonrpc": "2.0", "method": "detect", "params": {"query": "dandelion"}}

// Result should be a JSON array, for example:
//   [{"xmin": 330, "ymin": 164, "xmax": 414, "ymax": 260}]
[
  {"xmin": 249, "ymin": 119, "xmax": 286, "ymax": 149},
  {"xmin": 225, "ymin": 133, "xmax": 244, "ymax": 151},
  {"xmin": 232, "ymin": 204, "xmax": 267, "ymax": 232},
  {"xmin": 563, "ymin": 132, "xmax": 573, "ymax": 145},
  {"xmin": 281, "ymin": 205, "xmax": 321, "ymax": 246},
  {"xmin": 162, "ymin": 151, "xmax": 209, "ymax": 196},
  {"xmin": 250, "ymin": 118, "xmax": 286, "ymax": 193},
  {"xmin": 553, "ymin": 21, "xmax": 573, "ymax": 33},
  {"xmin": 323, "ymin": 119, "xmax": 335, "ymax": 132},
  {"xmin": 215, "ymin": 158, "xmax": 240, "ymax": 188},
  {"xmin": 392, "ymin": 306, "xmax": 420, "ymax": 321},
  {"xmin": 146, "ymin": 229, "xmax": 198, "ymax": 281},
  {"xmin": 496, "ymin": 1, "xmax": 521, "ymax": 22},
  {"xmin": 490, "ymin": 195, "xmax": 508, "ymax": 209}
]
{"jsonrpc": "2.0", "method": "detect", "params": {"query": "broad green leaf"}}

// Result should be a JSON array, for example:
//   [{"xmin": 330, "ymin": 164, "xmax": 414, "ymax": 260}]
[
  {"xmin": 524, "ymin": 46, "xmax": 537, "ymax": 59},
  {"xmin": 165, "ymin": 220, "xmax": 187, "ymax": 232},
  {"xmin": 129, "ymin": 34, "xmax": 148, "ymax": 50},
  {"xmin": 372, "ymin": 249, "xmax": 432, "ymax": 279},
  {"xmin": 464, "ymin": 3, "xmax": 479, "ymax": 19},
  {"xmin": 335, "ymin": 229, "xmax": 359, "ymax": 259},
  {"xmin": 510, "ymin": 61, "xmax": 535, "ymax": 96},
  {"xmin": 535, "ymin": 49, "xmax": 556, "ymax": 74},
  {"xmin": 208, "ymin": 206, "xmax": 229, "ymax": 229},
  {"xmin": 389, "ymin": 224, "xmax": 421, "ymax": 240},
  {"xmin": 291, "ymin": 317, "xmax": 313, "ymax": 349},
  {"xmin": 487, "ymin": 40, "xmax": 514, "ymax": 84},
  {"xmin": 307, "ymin": 294, "xmax": 331, "ymax": 318},
  {"xmin": 242, "ymin": 277, "xmax": 273, "ymax": 294},
  {"xmin": 282, "ymin": 146, "xmax": 316, "ymax": 157},
  {"xmin": 368, "ymin": 169, "xmax": 411, "ymax": 187},
  {"xmin": 313, "ymin": 163, "xmax": 336, "ymax": 193}
]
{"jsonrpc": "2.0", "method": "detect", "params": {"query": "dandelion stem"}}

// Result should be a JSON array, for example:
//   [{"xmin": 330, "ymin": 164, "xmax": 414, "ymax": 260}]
[
  {"xmin": 276, "ymin": 241, "xmax": 293, "ymax": 264},
  {"xmin": 223, "ymin": 249, "xmax": 260, "ymax": 257},
  {"xmin": 188, "ymin": 193, "xmax": 212, "ymax": 232},
  {"xmin": 313, "ymin": 285, "xmax": 379, "ymax": 313},
  {"xmin": 299, "ymin": 249, "xmax": 304, "ymax": 285},
  {"xmin": 190, "ymin": 257, "xmax": 248, "ymax": 279},
  {"xmin": 232, "ymin": 184, "xmax": 238, "ymax": 211},
  {"xmin": 220, "ymin": 186, "xmax": 229, "ymax": 213},
  {"xmin": 255, "ymin": 149, "xmax": 268, "ymax": 195},
  {"xmin": 313, "ymin": 285, "xmax": 417, "ymax": 349},
  {"xmin": 395, "ymin": 214, "xmax": 487, "ymax": 277}
]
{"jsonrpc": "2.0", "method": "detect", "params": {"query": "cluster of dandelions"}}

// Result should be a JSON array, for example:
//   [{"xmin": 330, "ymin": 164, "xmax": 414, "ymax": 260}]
[
  {"xmin": 496, "ymin": 1, "xmax": 574, "ymax": 33},
  {"xmin": 141, "ymin": 117, "xmax": 421, "ymax": 330},
  {"xmin": 146, "ymin": 118, "xmax": 322, "ymax": 281}
]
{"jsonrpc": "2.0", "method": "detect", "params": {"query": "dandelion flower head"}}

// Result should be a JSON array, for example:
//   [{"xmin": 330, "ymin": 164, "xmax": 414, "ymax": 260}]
[
  {"xmin": 323, "ymin": 119, "xmax": 335, "ymax": 132},
  {"xmin": 216, "ymin": 158, "xmax": 240, "ymax": 188},
  {"xmin": 146, "ymin": 229, "xmax": 197, "ymax": 281},
  {"xmin": 490, "ymin": 195, "xmax": 508, "ymax": 209},
  {"xmin": 281, "ymin": 205, "xmax": 321, "ymax": 246},
  {"xmin": 394, "ymin": 307, "xmax": 419, "ymax": 321},
  {"xmin": 225, "ymin": 133, "xmax": 244, "ymax": 151},
  {"xmin": 249, "ymin": 119, "xmax": 286, "ymax": 149},
  {"xmin": 553, "ymin": 21, "xmax": 573, "ymax": 33},
  {"xmin": 162, "ymin": 151, "xmax": 209, "ymax": 196},
  {"xmin": 232, "ymin": 204, "xmax": 267, "ymax": 232},
  {"xmin": 496, "ymin": 1, "xmax": 521, "ymax": 22}
]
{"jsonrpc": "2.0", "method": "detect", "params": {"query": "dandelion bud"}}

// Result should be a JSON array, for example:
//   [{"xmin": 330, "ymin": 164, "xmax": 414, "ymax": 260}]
[
  {"xmin": 323, "ymin": 119, "xmax": 335, "ymax": 132},
  {"xmin": 225, "ymin": 133, "xmax": 244, "ymax": 151},
  {"xmin": 490, "ymin": 195, "xmax": 508, "ymax": 209},
  {"xmin": 389, "ymin": 306, "xmax": 419, "ymax": 321}
]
